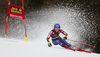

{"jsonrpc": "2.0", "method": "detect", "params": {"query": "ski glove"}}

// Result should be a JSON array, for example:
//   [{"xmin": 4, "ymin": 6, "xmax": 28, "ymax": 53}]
[
  {"xmin": 47, "ymin": 38, "xmax": 52, "ymax": 47},
  {"xmin": 48, "ymin": 42, "xmax": 52, "ymax": 47},
  {"xmin": 63, "ymin": 34, "xmax": 68, "ymax": 40}
]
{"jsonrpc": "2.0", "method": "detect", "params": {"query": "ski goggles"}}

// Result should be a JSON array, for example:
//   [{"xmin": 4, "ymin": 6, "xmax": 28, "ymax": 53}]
[{"xmin": 55, "ymin": 28, "xmax": 60, "ymax": 31}]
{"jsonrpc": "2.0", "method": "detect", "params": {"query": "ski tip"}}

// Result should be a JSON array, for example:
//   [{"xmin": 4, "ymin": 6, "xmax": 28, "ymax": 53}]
[
  {"xmin": 77, "ymin": 48, "xmax": 91, "ymax": 53},
  {"xmin": 84, "ymin": 51, "xmax": 91, "ymax": 53}
]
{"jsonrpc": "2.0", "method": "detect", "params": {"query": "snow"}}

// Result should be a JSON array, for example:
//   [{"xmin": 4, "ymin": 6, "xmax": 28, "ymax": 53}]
[{"xmin": 0, "ymin": 38, "xmax": 100, "ymax": 57}]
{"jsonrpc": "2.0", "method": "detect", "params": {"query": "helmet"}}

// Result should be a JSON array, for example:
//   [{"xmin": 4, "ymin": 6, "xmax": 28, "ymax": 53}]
[{"xmin": 54, "ymin": 23, "xmax": 60, "ymax": 28}]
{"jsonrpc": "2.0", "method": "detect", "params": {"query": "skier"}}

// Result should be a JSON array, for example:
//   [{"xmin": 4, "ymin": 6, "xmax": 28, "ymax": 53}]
[{"xmin": 46, "ymin": 23, "xmax": 75, "ymax": 51}]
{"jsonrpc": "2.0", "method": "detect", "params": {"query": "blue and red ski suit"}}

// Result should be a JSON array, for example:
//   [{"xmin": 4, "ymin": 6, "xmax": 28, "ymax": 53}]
[
  {"xmin": 47, "ymin": 29, "xmax": 90, "ymax": 52},
  {"xmin": 47, "ymin": 29, "xmax": 71, "ymax": 47}
]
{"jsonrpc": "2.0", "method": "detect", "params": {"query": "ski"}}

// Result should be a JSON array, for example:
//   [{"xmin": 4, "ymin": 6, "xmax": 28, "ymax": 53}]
[
  {"xmin": 64, "ymin": 45, "xmax": 75, "ymax": 51},
  {"xmin": 76, "ymin": 48, "xmax": 91, "ymax": 53},
  {"xmin": 64, "ymin": 45, "xmax": 91, "ymax": 53},
  {"xmin": 66, "ymin": 45, "xmax": 91, "ymax": 53},
  {"xmin": 45, "ymin": 44, "xmax": 91, "ymax": 53}
]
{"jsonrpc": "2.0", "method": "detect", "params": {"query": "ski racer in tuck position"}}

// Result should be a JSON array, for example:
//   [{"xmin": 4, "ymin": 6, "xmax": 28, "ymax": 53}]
[
  {"xmin": 46, "ymin": 23, "xmax": 91, "ymax": 53},
  {"xmin": 46, "ymin": 23, "xmax": 75, "ymax": 51}
]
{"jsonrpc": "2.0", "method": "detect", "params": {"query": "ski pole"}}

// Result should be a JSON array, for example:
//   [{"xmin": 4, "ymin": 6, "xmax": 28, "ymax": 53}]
[{"xmin": 67, "ymin": 39, "xmax": 95, "ymax": 48}]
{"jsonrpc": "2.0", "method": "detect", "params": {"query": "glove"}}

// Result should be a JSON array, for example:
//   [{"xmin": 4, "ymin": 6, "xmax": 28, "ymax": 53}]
[
  {"xmin": 46, "ymin": 38, "xmax": 52, "ymax": 47},
  {"xmin": 63, "ymin": 34, "xmax": 68, "ymax": 40},
  {"xmin": 48, "ymin": 42, "xmax": 52, "ymax": 47},
  {"xmin": 63, "ymin": 37, "xmax": 67, "ymax": 40}
]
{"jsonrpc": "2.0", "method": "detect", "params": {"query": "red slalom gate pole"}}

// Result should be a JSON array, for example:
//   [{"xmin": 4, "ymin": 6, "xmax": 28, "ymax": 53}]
[
  {"xmin": 22, "ymin": 0, "xmax": 27, "ymax": 41},
  {"xmin": 24, "ymin": 19, "xmax": 27, "ymax": 42},
  {"xmin": 22, "ymin": 0, "xmax": 24, "ymax": 7},
  {"xmin": 5, "ymin": 16, "xmax": 8, "ymax": 39},
  {"xmin": 5, "ymin": 0, "xmax": 10, "ymax": 39},
  {"xmin": 8, "ymin": 0, "xmax": 10, "ymax": 3}
]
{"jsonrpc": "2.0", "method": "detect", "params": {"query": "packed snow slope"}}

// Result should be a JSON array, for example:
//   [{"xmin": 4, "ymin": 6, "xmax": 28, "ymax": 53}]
[{"xmin": 0, "ymin": 38, "xmax": 99, "ymax": 57}]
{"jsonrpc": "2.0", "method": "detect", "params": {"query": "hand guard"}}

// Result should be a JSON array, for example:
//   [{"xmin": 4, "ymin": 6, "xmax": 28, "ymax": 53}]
[
  {"xmin": 63, "ymin": 34, "xmax": 68, "ymax": 40},
  {"xmin": 63, "ymin": 37, "xmax": 67, "ymax": 40},
  {"xmin": 47, "ymin": 38, "xmax": 52, "ymax": 47},
  {"xmin": 48, "ymin": 42, "xmax": 52, "ymax": 47}
]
